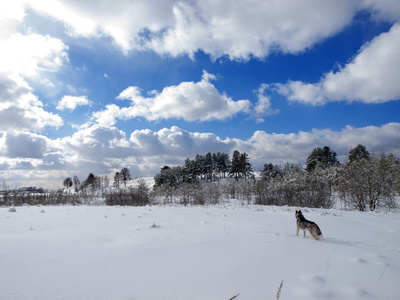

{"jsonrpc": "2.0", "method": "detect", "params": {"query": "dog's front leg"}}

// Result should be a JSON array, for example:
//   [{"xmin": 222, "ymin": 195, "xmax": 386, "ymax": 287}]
[{"xmin": 296, "ymin": 225, "xmax": 299, "ymax": 236}]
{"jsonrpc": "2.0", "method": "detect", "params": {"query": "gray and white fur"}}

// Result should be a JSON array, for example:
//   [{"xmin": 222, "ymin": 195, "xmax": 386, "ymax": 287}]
[{"xmin": 295, "ymin": 210, "xmax": 323, "ymax": 240}]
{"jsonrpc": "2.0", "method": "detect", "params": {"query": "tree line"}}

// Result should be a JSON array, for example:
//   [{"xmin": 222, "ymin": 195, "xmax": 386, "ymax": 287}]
[
  {"xmin": 337, "ymin": 145, "xmax": 399, "ymax": 211},
  {"xmin": 59, "ymin": 168, "xmax": 151, "ymax": 207},
  {"xmin": 257, "ymin": 145, "xmax": 399, "ymax": 211},
  {"xmin": 54, "ymin": 144, "xmax": 400, "ymax": 211},
  {"xmin": 153, "ymin": 145, "xmax": 400, "ymax": 211},
  {"xmin": 154, "ymin": 150, "xmax": 253, "ymax": 188},
  {"xmin": 63, "ymin": 168, "xmax": 132, "ymax": 193}
]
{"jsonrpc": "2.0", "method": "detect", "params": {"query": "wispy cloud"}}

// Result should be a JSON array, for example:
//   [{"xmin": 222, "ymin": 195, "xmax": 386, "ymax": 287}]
[{"xmin": 250, "ymin": 84, "xmax": 280, "ymax": 123}]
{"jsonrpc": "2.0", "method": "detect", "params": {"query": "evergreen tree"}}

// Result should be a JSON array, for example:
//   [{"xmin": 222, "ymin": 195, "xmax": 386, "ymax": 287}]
[
  {"xmin": 239, "ymin": 152, "xmax": 253, "ymax": 179},
  {"xmin": 348, "ymin": 144, "xmax": 370, "ymax": 164},
  {"xmin": 104, "ymin": 175, "xmax": 109, "ymax": 188},
  {"xmin": 306, "ymin": 146, "xmax": 339, "ymax": 172},
  {"xmin": 73, "ymin": 175, "xmax": 80, "ymax": 192},
  {"xmin": 154, "ymin": 166, "xmax": 176, "ymax": 188},
  {"xmin": 217, "ymin": 152, "xmax": 231, "ymax": 178},
  {"xmin": 113, "ymin": 172, "xmax": 120, "ymax": 189},
  {"xmin": 230, "ymin": 150, "xmax": 241, "ymax": 178},
  {"xmin": 195, "ymin": 154, "xmax": 204, "ymax": 179},
  {"xmin": 204, "ymin": 152, "xmax": 213, "ymax": 180},
  {"xmin": 63, "ymin": 177, "xmax": 73, "ymax": 189},
  {"xmin": 85, "ymin": 173, "xmax": 96, "ymax": 187},
  {"xmin": 261, "ymin": 163, "xmax": 282, "ymax": 181},
  {"xmin": 120, "ymin": 168, "xmax": 131, "ymax": 187},
  {"xmin": 183, "ymin": 158, "xmax": 197, "ymax": 183}
]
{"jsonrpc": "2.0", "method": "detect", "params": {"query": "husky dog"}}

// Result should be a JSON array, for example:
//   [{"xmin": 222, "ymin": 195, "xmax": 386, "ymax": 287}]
[{"xmin": 295, "ymin": 210, "xmax": 323, "ymax": 240}]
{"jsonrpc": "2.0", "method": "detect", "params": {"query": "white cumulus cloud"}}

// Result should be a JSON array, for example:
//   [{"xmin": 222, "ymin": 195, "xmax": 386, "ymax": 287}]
[
  {"xmin": 235, "ymin": 122, "xmax": 400, "ymax": 170},
  {"xmin": 0, "ymin": 30, "xmax": 68, "ymax": 132},
  {"xmin": 7, "ymin": 0, "xmax": 400, "ymax": 60},
  {"xmin": 273, "ymin": 23, "xmax": 400, "ymax": 105},
  {"xmin": 2, "ymin": 132, "xmax": 48, "ymax": 159},
  {"xmin": 19, "ymin": 0, "xmax": 361, "ymax": 60},
  {"xmin": 0, "ymin": 33, "xmax": 68, "ymax": 77},
  {"xmin": 57, "ymin": 95, "xmax": 91, "ymax": 111},
  {"xmin": 93, "ymin": 71, "xmax": 251, "ymax": 125},
  {"xmin": 0, "ymin": 73, "xmax": 63, "ymax": 132},
  {"xmin": 1, "ymin": 122, "xmax": 399, "ymax": 188},
  {"xmin": 130, "ymin": 126, "xmax": 234, "ymax": 158},
  {"xmin": 60, "ymin": 125, "xmax": 132, "ymax": 160},
  {"xmin": 53, "ymin": 122, "xmax": 400, "ymax": 177}
]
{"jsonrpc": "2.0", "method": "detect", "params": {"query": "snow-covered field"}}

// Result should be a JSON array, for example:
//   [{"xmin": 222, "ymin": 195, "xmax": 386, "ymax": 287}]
[{"xmin": 1, "ymin": 204, "xmax": 399, "ymax": 299}]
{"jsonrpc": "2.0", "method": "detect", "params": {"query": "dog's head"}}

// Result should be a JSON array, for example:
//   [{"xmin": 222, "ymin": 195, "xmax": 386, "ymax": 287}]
[{"xmin": 295, "ymin": 210, "xmax": 303, "ymax": 219}]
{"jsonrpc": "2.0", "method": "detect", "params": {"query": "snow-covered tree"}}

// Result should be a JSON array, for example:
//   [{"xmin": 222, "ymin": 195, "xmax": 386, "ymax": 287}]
[{"xmin": 339, "ymin": 151, "xmax": 398, "ymax": 211}]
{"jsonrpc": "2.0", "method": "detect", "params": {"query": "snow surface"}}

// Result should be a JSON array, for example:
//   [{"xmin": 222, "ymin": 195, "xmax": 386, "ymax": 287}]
[{"xmin": 1, "ymin": 204, "xmax": 400, "ymax": 299}]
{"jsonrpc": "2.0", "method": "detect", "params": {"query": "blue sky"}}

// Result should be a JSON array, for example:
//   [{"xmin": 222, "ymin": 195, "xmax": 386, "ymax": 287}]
[{"xmin": 1, "ymin": 0, "xmax": 400, "ymax": 188}]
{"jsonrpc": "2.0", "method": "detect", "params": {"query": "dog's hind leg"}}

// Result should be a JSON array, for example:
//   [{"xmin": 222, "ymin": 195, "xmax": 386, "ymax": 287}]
[{"xmin": 309, "ymin": 231, "xmax": 319, "ymax": 240}]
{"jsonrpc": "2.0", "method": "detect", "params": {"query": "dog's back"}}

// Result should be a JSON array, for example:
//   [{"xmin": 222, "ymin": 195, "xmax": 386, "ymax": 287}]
[{"xmin": 295, "ymin": 210, "xmax": 323, "ymax": 240}]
